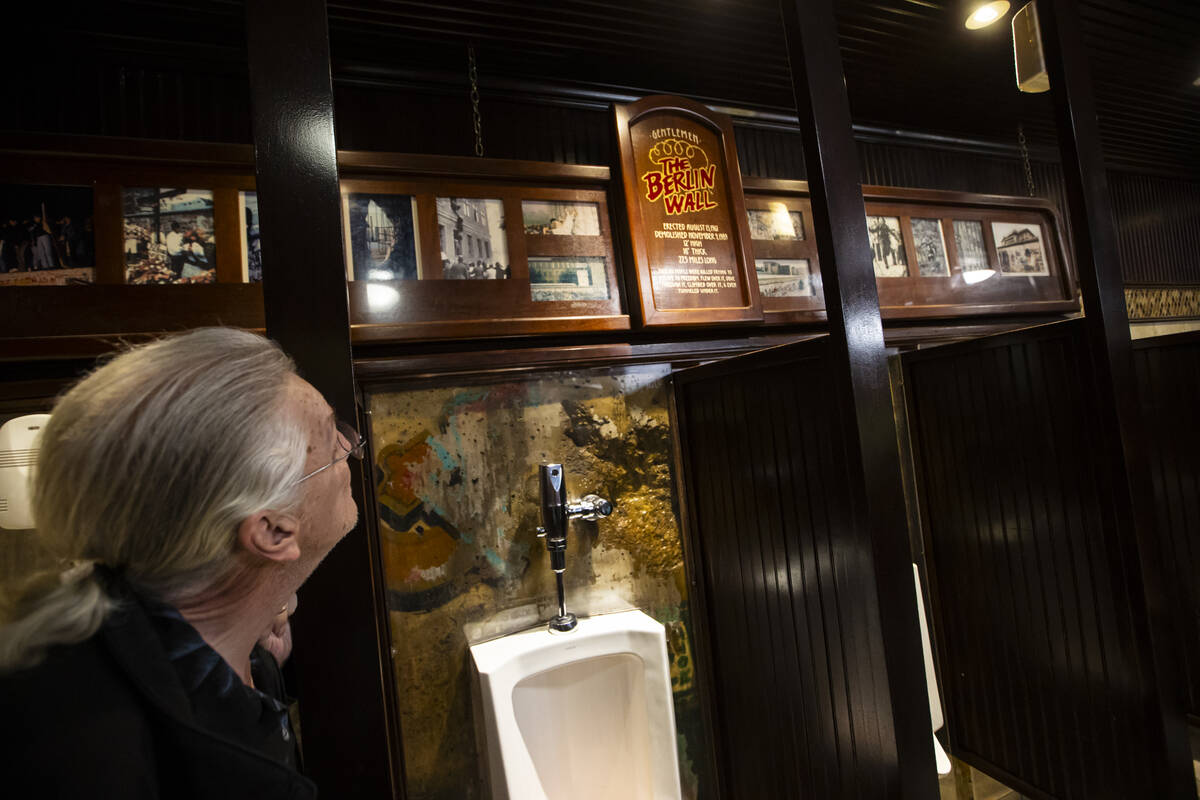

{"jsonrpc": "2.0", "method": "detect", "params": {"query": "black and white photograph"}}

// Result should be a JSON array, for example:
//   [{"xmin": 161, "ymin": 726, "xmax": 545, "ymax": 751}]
[
  {"xmin": 437, "ymin": 197, "xmax": 509, "ymax": 279},
  {"xmin": 992, "ymin": 221, "xmax": 1048, "ymax": 275},
  {"xmin": 0, "ymin": 183, "xmax": 94, "ymax": 286},
  {"xmin": 240, "ymin": 191, "xmax": 262, "ymax": 283},
  {"xmin": 747, "ymin": 204, "xmax": 804, "ymax": 240},
  {"xmin": 345, "ymin": 193, "xmax": 419, "ymax": 281},
  {"xmin": 952, "ymin": 219, "xmax": 989, "ymax": 270},
  {"xmin": 754, "ymin": 258, "xmax": 812, "ymax": 297},
  {"xmin": 529, "ymin": 256, "xmax": 609, "ymax": 301},
  {"xmin": 522, "ymin": 201, "xmax": 601, "ymax": 236},
  {"xmin": 123, "ymin": 188, "xmax": 216, "ymax": 284},
  {"xmin": 911, "ymin": 218, "xmax": 949, "ymax": 277},
  {"xmin": 866, "ymin": 215, "xmax": 908, "ymax": 277}
]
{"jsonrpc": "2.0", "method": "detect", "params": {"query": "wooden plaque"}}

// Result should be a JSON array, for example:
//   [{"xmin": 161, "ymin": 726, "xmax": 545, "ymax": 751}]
[{"xmin": 614, "ymin": 96, "xmax": 763, "ymax": 327}]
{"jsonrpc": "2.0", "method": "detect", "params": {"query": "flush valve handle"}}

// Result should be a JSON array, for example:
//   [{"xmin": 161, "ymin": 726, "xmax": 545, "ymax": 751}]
[{"xmin": 568, "ymin": 494, "xmax": 614, "ymax": 521}]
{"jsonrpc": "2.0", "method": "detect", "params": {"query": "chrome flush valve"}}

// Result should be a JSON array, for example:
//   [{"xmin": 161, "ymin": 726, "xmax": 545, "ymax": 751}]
[{"xmin": 537, "ymin": 463, "xmax": 614, "ymax": 632}]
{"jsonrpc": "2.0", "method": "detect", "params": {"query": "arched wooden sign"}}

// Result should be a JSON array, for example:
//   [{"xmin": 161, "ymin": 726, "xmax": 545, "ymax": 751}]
[{"xmin": 613, "ymin": 95, "xmax": 763, "ymax": 327}]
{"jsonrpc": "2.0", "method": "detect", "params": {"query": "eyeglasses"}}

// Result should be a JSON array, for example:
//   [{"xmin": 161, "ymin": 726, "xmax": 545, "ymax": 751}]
[{"xmin": 295, "ymin": 420, "xmax": 365, "ymax": 484}]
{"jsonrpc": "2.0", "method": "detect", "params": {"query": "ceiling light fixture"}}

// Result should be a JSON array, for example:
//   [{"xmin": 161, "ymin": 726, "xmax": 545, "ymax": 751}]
[{"xmin": 965, "ymin": 0, "xmax": 1010, "ymax": 30}]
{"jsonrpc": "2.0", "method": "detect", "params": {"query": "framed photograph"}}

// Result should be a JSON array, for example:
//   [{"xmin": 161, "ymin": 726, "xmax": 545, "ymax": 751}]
[
  {"xmin": 754, "ymin": 258, "xmax": 811, "ymax": 297},
  {"xmin": 338, "ymin": 168, "xmax": 625, "ymax": 342},
  {"xmin": 992, "ymin": 221, "xmax": 1049, "ymax": 276},
  {"xmin": 911, "ymin": 218, "xmax": 949, "ymax": 277},
  {"xmin": 529, "ymin": 256, "xmax": 610, "ymax": 301},
  {"xmin": 436, "ymin": 197, "xmax": 509, "ymax": 280},
  {"xmin": 740, "ymin": 184, "xmax": 822, "ymax": 323},
  {"xmin": 240, "ymin": 191, "xmax": 261, "ymax": 283},
  {"xmin": 866, "ymin": 215, "xmax": 908, "ymax": 277},
  {"xmin": 0, "ymin": 183, "xmax": 95, "ymax": 286},
  {"xmin": 747, "ymin": 203, "xmax": 804, "ymax": 241},
  {"xmin": 746, "ymin": 178, "xmax": 1075, "ymax": 326},
  {"xmin": 522, "ymin": 201, "xmax": 601, "ymax": 236},
  {"xmin": 344, "ymin": 192, "xmax": 420, "ymax": 281},
  {"xmin": 952, "ymin": 219, "xmax": 989, "ymax": 270},
  {"xmin": 123, "ymin": 188, "xmax": 216, "ymax": 284}
]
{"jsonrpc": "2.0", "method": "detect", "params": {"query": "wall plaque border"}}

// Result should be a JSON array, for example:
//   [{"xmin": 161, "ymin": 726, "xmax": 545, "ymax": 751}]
[{"xmin": 613, "ymin": 95, "xmax": 763, "ymax": 327}]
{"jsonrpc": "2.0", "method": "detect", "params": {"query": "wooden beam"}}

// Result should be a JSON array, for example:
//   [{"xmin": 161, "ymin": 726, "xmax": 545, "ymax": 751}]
[
  {"xmin": 1037, "ymin": 0, "xmax": 1193, "ymax": 796},
  {"xmin": 245, "ymin": 1, "xmax": 400, "ymax": 796},
  {"xmin": 777, "ymin": 0, "xmax": 939, "ymax": 797}
]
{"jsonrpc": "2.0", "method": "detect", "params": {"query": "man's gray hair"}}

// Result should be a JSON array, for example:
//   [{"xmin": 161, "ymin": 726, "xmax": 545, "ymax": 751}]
[{"xmin": 0, "ymin": 328, "xmax": 307, "ymax": 671}]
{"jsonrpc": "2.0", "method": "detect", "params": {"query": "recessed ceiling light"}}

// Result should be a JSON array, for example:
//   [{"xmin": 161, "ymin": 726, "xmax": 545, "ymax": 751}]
[
  {"xmin": 1193, "ymin": 76, "xmax": 1200, "ymax": 87},
  {"xmin": 965, "ymin": 0, "xmax": 1011, "ymax": 30}
]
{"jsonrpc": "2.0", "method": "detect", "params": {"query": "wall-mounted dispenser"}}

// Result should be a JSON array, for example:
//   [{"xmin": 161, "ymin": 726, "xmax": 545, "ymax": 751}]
[
  {"xmin": 1013, "ymin": 1, "xmax": 1050, "ymax": 93},
  {"xmin": 0, "ymin": 414, "xmax": 50, "ymax": 531}
]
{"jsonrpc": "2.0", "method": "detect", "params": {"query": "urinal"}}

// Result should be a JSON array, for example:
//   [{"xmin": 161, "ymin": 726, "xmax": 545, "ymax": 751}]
[{"xmin": 470, "ymin": 609, "xmax": 682, "ymax": 800}]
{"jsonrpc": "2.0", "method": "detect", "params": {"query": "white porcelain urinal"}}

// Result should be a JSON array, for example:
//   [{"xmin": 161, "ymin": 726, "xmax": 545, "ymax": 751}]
[{"xmin": 469, "ymin": 609, "xmax": 682, "ymax": 800}]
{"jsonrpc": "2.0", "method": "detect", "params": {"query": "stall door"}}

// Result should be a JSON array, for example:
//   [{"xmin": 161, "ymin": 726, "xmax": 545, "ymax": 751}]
[
  {"xmin": 1135, "ymin": 331, "xmax": 1200, "ymax": 723},
  {"xmin": 901, "ymin": 319, "xmax": 1191, "ymax": 800},
  {"xmin": 671, "ymin": 334, "xmax": 909, "ymax": 799}
]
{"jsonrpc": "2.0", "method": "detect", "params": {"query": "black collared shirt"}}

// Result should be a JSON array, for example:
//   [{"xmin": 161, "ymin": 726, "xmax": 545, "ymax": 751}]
[{"xmin": 142, "ymin": 596, "xmax": 299, "ymax": 771}]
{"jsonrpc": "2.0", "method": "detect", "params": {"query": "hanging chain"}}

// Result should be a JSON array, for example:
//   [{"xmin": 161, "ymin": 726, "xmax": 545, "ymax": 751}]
[
  {"xmin": 468, "ymin": 46, "xmax": 484, "ymax": 157},
  {"xmin": 1017, "ymin": 123, "xmax": 1036, "ymax": 197}
]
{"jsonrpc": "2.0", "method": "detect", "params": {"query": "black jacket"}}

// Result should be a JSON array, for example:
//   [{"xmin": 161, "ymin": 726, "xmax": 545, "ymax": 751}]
[{"xmin": 0, "ymin": 589, "xmax": 317, "ymax": 800}]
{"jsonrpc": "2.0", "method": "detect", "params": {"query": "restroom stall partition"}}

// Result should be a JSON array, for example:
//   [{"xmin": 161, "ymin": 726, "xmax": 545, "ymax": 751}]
[
  {"xmin": 900, "ymin": 319, "xmax": 1183, "ymax": 799},
  {"xmin": 671, "ymin": 334, "xmax": 906, "ymax": 797},
  {"xmin": 1133, "ymin": 330, "xmax": 1200, "ymax": 722}
]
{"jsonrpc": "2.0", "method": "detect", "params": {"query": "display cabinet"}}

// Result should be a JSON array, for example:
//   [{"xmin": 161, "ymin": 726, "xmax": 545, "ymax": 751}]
[{"xmin": 743, "ymin": 178, "xmax": 1078, "ymax": 324}]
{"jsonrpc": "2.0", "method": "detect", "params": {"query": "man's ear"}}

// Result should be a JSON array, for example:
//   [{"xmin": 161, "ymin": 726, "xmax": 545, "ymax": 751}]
[{"xmin": 237, "ymin": 511, "xmax": 301, "ymax": 563}]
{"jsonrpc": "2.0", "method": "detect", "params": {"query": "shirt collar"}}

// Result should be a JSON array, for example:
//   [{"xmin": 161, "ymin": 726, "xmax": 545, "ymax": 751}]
[{"xmin": 139, "ymin": 591, "xmax": 296, "ymax": 769}]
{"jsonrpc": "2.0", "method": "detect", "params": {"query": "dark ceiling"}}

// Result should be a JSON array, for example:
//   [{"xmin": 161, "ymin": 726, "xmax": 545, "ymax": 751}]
[
  {"xmin": 324, "ymin": 0, "xmax": 1200, "ymax": 175},
  {"xmin": 10, "ymin": 1, "xmax": 1200, "ymax": 177}
]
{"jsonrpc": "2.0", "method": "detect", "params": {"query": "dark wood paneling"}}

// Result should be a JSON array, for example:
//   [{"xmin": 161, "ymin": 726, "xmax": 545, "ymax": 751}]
[
  {"xmin": 1134, "ymin": 331, "xmax": 1200, "ymax": 720},
  {"xmin": 735, "ymin": 125, "xmax": 808, "ymax": 181},
  {"xmin": 337, "ymin": 87, "xmax": 614, "ymax": 165},
  {"xmin": 0, "ymin": 284, "xmax": 264, "ymax": 342},
  {"xmin": 1112, "ymin": 172, "xmax": 1200, "ymax": 286},
  {"xmin": 673, "ymin": 336, "xmax": 902, "ymax": 798},
  {"xmin": 903, "ymin": 319, "xmax": 1182, "ymax": 800},
  {"xmin": 8, "ymin": 1, "xmax": 1200, "ymax": 178},
  {"xmin": 323, "ymin": 0, "xmax": 1200, "ymax": 176}
]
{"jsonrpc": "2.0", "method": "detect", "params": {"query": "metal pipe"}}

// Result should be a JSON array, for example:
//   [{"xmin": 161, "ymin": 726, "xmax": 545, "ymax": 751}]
[{"xmin": 537, "ymin": 464, "xmax": 613, "ymax": 633}]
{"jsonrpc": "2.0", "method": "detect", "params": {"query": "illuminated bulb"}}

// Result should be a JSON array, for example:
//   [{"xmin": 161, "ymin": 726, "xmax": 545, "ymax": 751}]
[
  {"xmin": 965, "ymin": 0, "xmax": 1010, "ymax": 30},
  {"xmin": 961, "ymin": 268, "xmax": 997, "ymax": 284}
]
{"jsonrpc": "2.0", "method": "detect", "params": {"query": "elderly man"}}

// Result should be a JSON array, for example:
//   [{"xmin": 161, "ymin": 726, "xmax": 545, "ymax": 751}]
[{"xmin": 0, "ymin": 328, "xmax": 361, "ymax": 799}]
